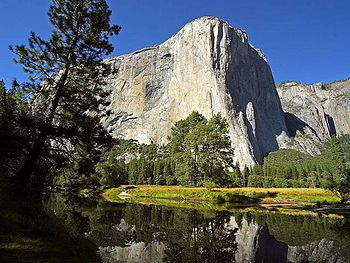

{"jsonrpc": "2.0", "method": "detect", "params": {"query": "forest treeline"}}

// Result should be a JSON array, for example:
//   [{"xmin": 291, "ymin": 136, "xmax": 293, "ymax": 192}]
[
  {"xmin": 53, "ymin": 109, "xmax": 350, "ymax": 201},
  {"xmin": 2, "ymin": 75, "xmax": 350, "ymax": 201},
  {"xmin": 55, "ymin": 111, "xmax": 233, "ymax": 189},
  {"xmin": 0, "ymin": 0, "xmax": 349, "ymax": 203}
]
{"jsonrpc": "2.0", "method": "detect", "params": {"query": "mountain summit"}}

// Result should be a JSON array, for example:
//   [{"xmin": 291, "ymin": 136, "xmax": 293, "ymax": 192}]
[{"xmin": 102, "ymin": 17, "xmax": 290, "ymax": 166}]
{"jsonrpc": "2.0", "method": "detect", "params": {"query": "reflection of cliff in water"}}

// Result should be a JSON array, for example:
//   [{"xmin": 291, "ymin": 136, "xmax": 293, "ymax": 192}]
[
  {"xmin": 97, "ymin": 216, "xmax": 348, "ymax": 263},
  {"xmin": 229, "ymin": 216, "xmax": 348, "ymax": 263},
  {"xmin": 44, "ymin": 194, "xmax": 350, "ymax": 263},
  {"xmin": 99, "ymin": 241, "xmax": 165, "ymax": 263}
]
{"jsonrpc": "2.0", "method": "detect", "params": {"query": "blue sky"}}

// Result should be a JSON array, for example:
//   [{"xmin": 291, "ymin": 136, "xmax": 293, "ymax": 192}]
[{"xmin": 1, "ymin": 0, "xmax": 349, "ymax": 88}]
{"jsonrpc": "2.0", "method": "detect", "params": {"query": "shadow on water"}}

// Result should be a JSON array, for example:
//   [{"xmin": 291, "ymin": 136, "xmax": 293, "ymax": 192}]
[{"xmin": 44, "ymin": 193, "xmax": 350, "ymax": 263}]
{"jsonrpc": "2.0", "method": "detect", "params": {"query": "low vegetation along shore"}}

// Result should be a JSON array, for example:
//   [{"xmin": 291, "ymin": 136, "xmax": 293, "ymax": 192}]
[
  {"xmin": 102, "ymin": 186, "xmax": 350, "ymax": 216},
  {"xmin": 103, "ymin": 185, "xmax": 337, "ymax": 205}
]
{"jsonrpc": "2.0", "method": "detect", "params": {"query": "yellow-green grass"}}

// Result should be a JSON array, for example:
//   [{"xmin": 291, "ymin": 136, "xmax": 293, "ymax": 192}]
[
  {"xmin": 228, "ymin": 187, "xmax": 339, "ymax": 202},
  {"xmin": 103, "ymin": 189, "xmax": 343, "ymax": 219},
  {"xmin": 103, "ymin": 185, "xmax": 339, "ymax": 204}
]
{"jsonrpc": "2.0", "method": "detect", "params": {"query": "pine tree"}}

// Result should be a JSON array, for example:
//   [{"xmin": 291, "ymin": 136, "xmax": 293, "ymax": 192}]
[
  {"xmin": 138, "ymin": 155, "xmax": 147, "ymax": 184},
  {"xmin": 330, "ymin": 136, "xmax": 346, "ymax": 175},
  {"xmin": 164, "ymin": 160, "xmax": 175, "ymax": 185},
  {"xmin": 0, "ymin": 81, "xmax": 17, "ymax": 178},
  {"xmin": 328, "ymin": 136, "xmax": 350, "ymax": 202},
  {"xmin": 0, "ymin": 81, "xmax": 33, "ymax": 181},
  {"xmin": 243, "ymin": 166, "xmax": 250, "ymax": 187},
  {"xmin": 169, "ymin": 112, "xmax": 233, "ymax": 186},
  {"xmin": 128, "ymin": 159, "xmax": 138, "ymax": 185},
  {"xmin": 10, "ymin": 0, "xmax": 120, "ymax": 191}
]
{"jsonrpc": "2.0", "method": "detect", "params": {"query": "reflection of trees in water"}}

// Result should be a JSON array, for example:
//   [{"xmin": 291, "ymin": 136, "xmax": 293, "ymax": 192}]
[
  {"xmin": 45, "ymin": 193, "xmax": 134, "ymax": 247},
  {"xmin": 45, "ymin": 194, "xmax": 238, "ymax": 262},
  {"xmin": 164, "ymin": 210, "xmax": 237, "ymax": 263},
  {"xmin": 44, "ymin": 194, "xmax": 350, "ymax": 262},
  {"xmin": 43, "ymin": 192, "xmax": 91, "ymax": 238},
  {"xmin": 118, "ymin": 204, "xmax": 238, "ymax": 262}
]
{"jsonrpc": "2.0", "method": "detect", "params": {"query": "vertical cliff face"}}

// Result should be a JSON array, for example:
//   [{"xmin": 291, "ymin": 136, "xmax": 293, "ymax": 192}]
[
  {"xmin": 102, "ymin": 16, "xmax": 290, "ymax": 166},
  {"xmin": 277, "ymin": 79, "xmax": 350, "ymax": 154}
]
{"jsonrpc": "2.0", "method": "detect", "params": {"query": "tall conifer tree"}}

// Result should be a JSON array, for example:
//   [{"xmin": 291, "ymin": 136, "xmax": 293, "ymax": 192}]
[{"xmin": 11, "ymin": 0, "xmax": 120, "ymax": 190}]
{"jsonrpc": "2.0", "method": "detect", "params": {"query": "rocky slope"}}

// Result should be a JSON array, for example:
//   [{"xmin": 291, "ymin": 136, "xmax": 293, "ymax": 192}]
[
  {"xmin": 277, "ymin": 78, "xmax": 350, "ymax": 154},
  {"xmin": 102, "ymin": 16, "xmax": 290, "ymax": 166}
]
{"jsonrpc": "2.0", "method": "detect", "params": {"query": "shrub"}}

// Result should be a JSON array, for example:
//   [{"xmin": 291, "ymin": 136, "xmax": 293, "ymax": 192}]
[
  {"xmin": 247, "ymin": 175, "xmax": 263, "ymax": 187},
  {"xmin": 262, "ymin": 176, "xmax": 275, "ymax": 188}
]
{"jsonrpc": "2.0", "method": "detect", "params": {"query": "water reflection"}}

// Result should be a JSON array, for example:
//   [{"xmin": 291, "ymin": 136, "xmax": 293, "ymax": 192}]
[{"xmin": 44, "ymin": 194, "xmax": 350, "ymax": 263}]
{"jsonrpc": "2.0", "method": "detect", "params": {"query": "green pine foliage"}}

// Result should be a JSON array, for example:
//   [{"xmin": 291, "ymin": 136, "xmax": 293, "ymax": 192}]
[
  {"xmin": 87, "ymin": 112, "xmax": 234, "ymax": 188},
  {"xmin": 9, "ymin": 0, "xmax": 121, "ymax": 193},
  {"xmin": 245, "ymin": 135, "xmax": 350, "ymax": 197},
  {"xmin": 85, "ymin": 112, "xmax": 350, "ymax": 195},
  {"xmin": 339, "ymin": 134, "xmax": 350, "ymax": 165},
  {"xmin": 169, "ymin": 112, "xmax": 233, "ymax": 186},
  {"xmin": 0, "ymin": 81, "xmax": 24, "ymax": 178},
  {"xmin": 326, "ymin": 136, "xmax": 350, "ymax": 202}
]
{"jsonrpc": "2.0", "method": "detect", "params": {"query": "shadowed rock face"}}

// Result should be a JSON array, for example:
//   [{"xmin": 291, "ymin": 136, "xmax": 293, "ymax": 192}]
[
  {"xmin": 277, "ymin": 79, "xmax": 350, "ymax": 154},
  {"xmin": 102, "ymin": 16, "xmax": 290, "ymax": 166}
]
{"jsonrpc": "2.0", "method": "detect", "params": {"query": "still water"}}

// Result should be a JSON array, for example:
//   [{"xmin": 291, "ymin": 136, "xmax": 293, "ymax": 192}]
[{"xmin": 44, "ymin": 194, "xmax": 350, "ymax": 263}]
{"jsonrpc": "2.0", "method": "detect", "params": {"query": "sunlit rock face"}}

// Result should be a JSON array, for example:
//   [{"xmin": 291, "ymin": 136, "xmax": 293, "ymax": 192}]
[
  {"xmin": 102, "ymin": 16, "xmax": 290, "ymax": 166},
  {"xmin": 277, "ymin": 79, "xmax": 350, "ymax": 154}
]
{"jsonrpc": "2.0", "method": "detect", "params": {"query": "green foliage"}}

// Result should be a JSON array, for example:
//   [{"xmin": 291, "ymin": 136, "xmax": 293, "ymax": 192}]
[
  {"xmin": 0, "ymin": 81, "xmax": 33, "ymax": 180},
  {"xmin": 239, "ymin": 136, "xmax": 350, "ymax": 202},
  {"xmin": 95, "ymin": 148, "xmax": 127, "ymax": 188},
  {"xmin": 326, "ymin": 136, "xmax": 350, "ymax": 202},
  {"xmin": 248, "ymin": 148, "xmax": 332, "ymax": 188},
  {"xmin": 0, "ymin": 194, "xmax": 100, "ymax": 262},
  {"xmin": 330, "ymin": 136, "xmax": 347, "ymax": 174},
  {"xmin": 91, "ymin": 112, "xmax": 233, "ymax": 188},
  {"xmin": 230, "ymin": 162, "xmax": 247, "ymax": 187},
  {"xmin": 127, "ymin": 159, "xmax": 139, "ymax": 185},
  {"xmin": 169, "ymin": 112, "xmax": 233, "ymax": 186},
  {"xmin": 54, "ymin": 151, "xmax": 98, "ymax": 191},
  {"xmin": 9, "ymin": 0, "xmax": 120, "ymax": 193},
  {"xmin": 247, "ymin": 175, "xmax": 263, "ymax": 187},
  {"xmin": 339, "ymin": 134, "xmax": 350, "ymax": 165}
]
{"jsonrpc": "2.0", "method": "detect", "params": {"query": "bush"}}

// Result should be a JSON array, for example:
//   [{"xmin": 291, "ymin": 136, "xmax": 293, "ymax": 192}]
[
  {"xmin": 274, "ymin": 178, "xmax": 292, "ymax": 188},
  {"xmin": 202, "ymin": 180, "xmax": 219, "ymax": 189},
  {"xmin": 262, "ymin": 176, "xmax": 275, "ymax": 188},
  {"xmin": 247, "ymin": 175, "xmax": 263, "ymax": 187}
]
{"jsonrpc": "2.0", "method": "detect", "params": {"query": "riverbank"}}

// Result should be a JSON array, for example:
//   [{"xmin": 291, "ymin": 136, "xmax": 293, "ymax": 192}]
[
  {"xmin": 103, "ymin": 185, "xmax": 339, "ymax": 204},
  {"xmin": 102, "ymin": 186, "xmax": 350, "ymax": 216}
]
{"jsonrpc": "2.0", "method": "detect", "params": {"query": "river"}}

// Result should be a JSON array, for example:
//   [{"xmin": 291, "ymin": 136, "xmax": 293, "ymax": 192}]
[{"xmin": 44, "ymin": 193, "xmax": 350, "ymax": 263}]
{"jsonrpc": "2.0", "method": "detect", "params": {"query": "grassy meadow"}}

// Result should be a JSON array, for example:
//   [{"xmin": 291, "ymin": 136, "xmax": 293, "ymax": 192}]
[{"xmin": 103, "ymin": 185, "xmax": 339, "ymax": 204}]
